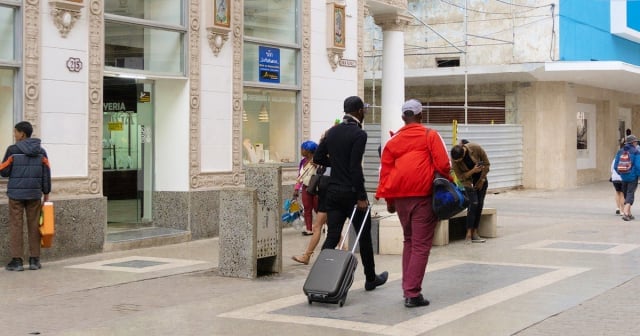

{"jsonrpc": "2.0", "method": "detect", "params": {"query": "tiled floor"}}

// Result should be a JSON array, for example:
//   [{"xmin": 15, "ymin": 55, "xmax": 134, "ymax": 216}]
[{"xmin": 66, "ymin": 256, "xmax": 207, "ymax": 273}]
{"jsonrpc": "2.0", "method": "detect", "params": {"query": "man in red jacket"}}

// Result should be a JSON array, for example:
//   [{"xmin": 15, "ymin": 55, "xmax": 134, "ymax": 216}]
[{"xmin": 376, "ymin": 99, "xmax": 452, "ymax": 307}]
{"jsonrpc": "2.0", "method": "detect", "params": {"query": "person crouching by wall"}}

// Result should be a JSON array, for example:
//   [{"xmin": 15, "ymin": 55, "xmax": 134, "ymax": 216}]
[
  {"xmin": 450, "ymin": 141, "xmax": 490, "ymax": 243},
  {"xmin": 1, "ymin": 121, "xmax": 52, "ymax": 271}
]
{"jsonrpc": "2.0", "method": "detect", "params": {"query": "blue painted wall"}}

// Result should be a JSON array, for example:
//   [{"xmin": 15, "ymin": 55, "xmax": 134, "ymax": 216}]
[
  {"xmin": 559, "ymin": 0, "xmax": 640, "ymax": 65},
  {"xmin": 629, "ymin": 1, "xmax": 640, "ymax": 31}
]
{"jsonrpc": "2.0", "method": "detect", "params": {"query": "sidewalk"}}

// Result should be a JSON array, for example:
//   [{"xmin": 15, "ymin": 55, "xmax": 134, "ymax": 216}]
[{"xmin": 2, "ymin": 181, "xmax": 640, "ymax": 335}]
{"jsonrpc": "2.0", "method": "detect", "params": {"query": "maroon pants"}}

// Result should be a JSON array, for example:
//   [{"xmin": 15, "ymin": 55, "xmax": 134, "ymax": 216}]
[
  {"xmin": 9, "ymin": 198, "xmax": 42, "ymax": 258},
  {"xmin": 301, "ymin": 185, "xmax": 318, "ymax": 231},
  {"xmin": 395, "ymin": 196, "xmax": 436, "ymax": 299}
]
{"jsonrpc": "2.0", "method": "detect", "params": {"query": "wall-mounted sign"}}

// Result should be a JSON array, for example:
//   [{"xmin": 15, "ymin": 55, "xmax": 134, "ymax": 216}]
[
  {"xmin": 108, "ymin": 122, "xmax": 123, "ymax": 131},
  {"xmin": 258, "ymin": 46, "xmax": 280, "ymax": 83},
  {"xmin": 339, "ymin": 59, "xmax": 357, "ymax": 68},
  {"xmin": 103, "ymin": 102, "xmax": 129, "ymax": 112},
  {"xmin": 103, "ymin": 77, "xmax": 138, "ymax": 113},
  {"xmin": 139, "ymin": 91, "xmax": 150, "ymax": 102},
  {"xmin": 66, "ymin": 57, "xmax": 83, "ymax": 72}
]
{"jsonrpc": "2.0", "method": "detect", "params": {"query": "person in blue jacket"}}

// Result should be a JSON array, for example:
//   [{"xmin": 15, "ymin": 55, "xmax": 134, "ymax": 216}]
[{"xmin": 614, "ymin": 135, "xmax": 640, "ymax": 221}]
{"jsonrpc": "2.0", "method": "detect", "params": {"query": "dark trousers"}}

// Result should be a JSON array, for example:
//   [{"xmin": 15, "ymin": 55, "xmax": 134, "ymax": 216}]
[
  {"xmin": 301, "ymin": 185, "xmax": 318, "ymax": 232},
  {"xmin": 465, "ymin": 180, "xmax": 488, "ymax": 230},
  {"xmin": 321, "ymin": 188, "xmax": 376, "ymax": 282},
  {"xmin": 9, "ymin": 198, "xmax": 42, "ymax": 258},
  {"xmin": 395, "ymin": 196, "xmax": 436, "ymax": 299}
]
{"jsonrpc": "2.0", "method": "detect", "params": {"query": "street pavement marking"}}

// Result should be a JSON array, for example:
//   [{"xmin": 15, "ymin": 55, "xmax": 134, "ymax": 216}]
[
  {"xmin": 218, "ymin": 260, "xmax": 589, "ymax": 336},
  {"xmin": 66, "ymin": 256, "xmax": 207, "ymax": 273},
  {"xmin": 517, "ymin": 239, "xmax": 639, "ymax": 254}
]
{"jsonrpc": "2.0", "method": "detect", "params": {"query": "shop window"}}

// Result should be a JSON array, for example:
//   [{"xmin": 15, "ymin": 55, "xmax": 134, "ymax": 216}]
[
  {"xmin": 0, "ymin": 3, "xmax": 19, "ymax": 151},
  {"xmin": 243, "ymin": 0, "xmax": 300, "ymax": 167},
  {"xmin": 104, "ymin": 0, "xmax": 186, "ymax": 75},
  {"xmin": 244, "ymin": 0, "xmax": 298, "ymax": 44},
  {"xmin": 0, "ymin": 68, "xmax": 14, "ymax": 151},
  {"xmin": 105, "ymin": 21, "xmax": 183, "ymax": 74},
  {"xmin": 242, "ymin": 43, "xmax": 298, "ymax": 85},
  {"xmin": 242, "ymin": 88, "xmax": 297, "ymax": 165},
  {"xmin": 0, "ymin": 6, "xmax": 15, "ymax": 60},
  {"xmin": 104, "ymin": 0, "xmax": 183, "ymax": 25}
]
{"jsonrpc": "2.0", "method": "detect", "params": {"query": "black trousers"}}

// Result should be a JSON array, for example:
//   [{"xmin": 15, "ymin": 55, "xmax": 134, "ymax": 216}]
[
  {"xmin": 465, "ymin": 180, "xmax": 488, "ymax": 230},
  {"xmin": 321, "ymin": 187, "xmax": 376, "ymax": 282}
]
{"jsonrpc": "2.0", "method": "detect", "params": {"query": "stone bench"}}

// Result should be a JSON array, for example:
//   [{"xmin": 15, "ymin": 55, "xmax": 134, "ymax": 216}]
[
  {"xmin": 378, "ymin": 208, "xmax": 497, "ymax": 254},
  {"xmin": 433, "ymin": 207, "xmax": 497, "ymax": 246}
]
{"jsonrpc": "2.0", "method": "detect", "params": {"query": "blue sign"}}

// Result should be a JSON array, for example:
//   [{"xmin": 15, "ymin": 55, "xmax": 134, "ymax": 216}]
[{"xmin": 258, "ymin": 46, "xmax": 280, "ymax": 83}]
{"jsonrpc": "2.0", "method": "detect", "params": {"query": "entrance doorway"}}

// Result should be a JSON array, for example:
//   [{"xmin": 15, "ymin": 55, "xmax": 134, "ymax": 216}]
[{"xmin": 103, "ymin": 76, "xmax": 154, "ymax": 229}]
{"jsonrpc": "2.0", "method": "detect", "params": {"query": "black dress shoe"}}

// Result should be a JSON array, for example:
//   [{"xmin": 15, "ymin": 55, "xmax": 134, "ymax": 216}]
[
  {"xmin": 365, "ymin": 271, "xmax": 388, "ymax": 291},
  {"xmin": 405, "ymin": 294, "xmax": 430, "ymax": 308}
]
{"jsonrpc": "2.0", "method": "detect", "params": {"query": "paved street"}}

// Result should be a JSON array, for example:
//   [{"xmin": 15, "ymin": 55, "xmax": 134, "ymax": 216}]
[{"xmin": 2, "ymin": 181, "xmax": 639, "ymax": 335}]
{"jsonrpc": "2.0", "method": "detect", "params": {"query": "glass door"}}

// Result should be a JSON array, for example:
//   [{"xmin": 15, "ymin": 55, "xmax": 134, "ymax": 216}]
[{"xmin": 103, "ymin": 77, "xmax": 154, "ymax": 226}]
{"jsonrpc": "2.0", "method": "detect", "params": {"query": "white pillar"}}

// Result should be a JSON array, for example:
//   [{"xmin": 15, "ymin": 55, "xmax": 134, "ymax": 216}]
[
  {"xmin": 381, "ymin": 29, "xmax": 405, "ymax": 145},
  {"xmin": 374, "ymin": 14, "xmax": 412, "ymax": 147}
]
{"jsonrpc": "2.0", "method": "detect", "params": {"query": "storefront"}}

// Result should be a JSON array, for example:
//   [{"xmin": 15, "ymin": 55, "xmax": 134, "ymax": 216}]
[
  {"xmin": 0, "ymin": 0, "xmax": 364, "ymax": 259},
  {"xmin": 102, "ymin": 0, "xmax": 187, "ymax": 227}
]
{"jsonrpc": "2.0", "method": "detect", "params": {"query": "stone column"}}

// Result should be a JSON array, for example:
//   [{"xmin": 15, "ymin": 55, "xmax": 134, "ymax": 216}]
[{"xmin": 374, "ymin": 14, "xmax": 412, "ymax": 146}]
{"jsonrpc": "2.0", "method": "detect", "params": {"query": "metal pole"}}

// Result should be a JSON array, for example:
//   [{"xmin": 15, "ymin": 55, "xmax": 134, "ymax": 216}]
[{"xmin": 464, "ymin": 0, "xmax": 469, "ymax": 124}]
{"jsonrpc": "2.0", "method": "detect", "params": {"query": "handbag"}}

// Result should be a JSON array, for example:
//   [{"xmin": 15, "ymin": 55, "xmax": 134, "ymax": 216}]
[
  {"xmin": 306, "ymin": 166, "xmax": 328, "ymax": 196},
  {"xmin": 432, "ymin": 174, "xmax": 469, "ymax": 220},
  {"xmin": 39, "ymin": 201, "xmax": 55, "ymax": 248}
]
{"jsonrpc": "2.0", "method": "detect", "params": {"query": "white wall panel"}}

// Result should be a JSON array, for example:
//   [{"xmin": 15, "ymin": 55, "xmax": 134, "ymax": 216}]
[
  {"xmin": 154, "ymin": 79, "xmax": 190, "ymax": 191},
  {"xmin": 44, "ymin": 144, "xmax": 87, "ymax": 177},
  {"xmin": 200, "ymin": 90, "xmax": 232, "ymax": 172},
  {"xmin": 40, "ymin": 80, "xmax": 88, "ymax": 177}
]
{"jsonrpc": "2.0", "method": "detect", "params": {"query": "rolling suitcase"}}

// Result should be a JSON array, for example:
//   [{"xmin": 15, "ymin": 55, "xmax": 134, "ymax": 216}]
[{"xmin": 303, "ymin": 206, "xmax": 370, "ymax": 307}]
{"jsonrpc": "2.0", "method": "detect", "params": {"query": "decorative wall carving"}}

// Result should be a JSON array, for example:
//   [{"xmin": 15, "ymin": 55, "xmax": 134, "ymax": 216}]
[
  {"xmin": 86, "ymin": 0, "xmax": 103, "ymax": 195},
  {"xmin": 358, "ymin": 1, "xmax": 364, "ymax": 97},
  {"xmin": 302, "ymin": 0, "xmax": 310, "ymax": 141},
  {"xmin": 230, "ymin": 0, "xmax": 243, "ymax": 180},
  {"xmin": 188, "ymin": 0, "xmax": 203, "ymax": 188},
  {"xmin": 24, "ymin": 0, "xmax": 40, "ymax": 130},
  {"xmin": 49, "ymin": 0, "xmax": 84, "ymax": 38},
  {"xmin": 206, "ymin": 0, "xmax": 231, "ymax": 56},
  {"xmin": 206, "ymin": 27, "xmax": 230, "ymax": 56},
  {"xmin": 373, "ymin": 13, "xmax": 412, "ymax": 31},
  {"xmin": 326, "ymin": 1, "xmax": 345, "ymax": 71}
]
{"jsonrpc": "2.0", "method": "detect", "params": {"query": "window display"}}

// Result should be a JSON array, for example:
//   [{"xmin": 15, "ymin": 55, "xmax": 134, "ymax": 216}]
[{"xmin": 242, "ymin": 88, "xmax": 297, "ymax": 165}]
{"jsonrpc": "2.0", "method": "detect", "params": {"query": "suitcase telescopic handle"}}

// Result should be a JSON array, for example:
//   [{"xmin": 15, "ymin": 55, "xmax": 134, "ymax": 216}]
[{"xmin": 337, "ymin": 205, "xmax": 371, "ymax": 253}]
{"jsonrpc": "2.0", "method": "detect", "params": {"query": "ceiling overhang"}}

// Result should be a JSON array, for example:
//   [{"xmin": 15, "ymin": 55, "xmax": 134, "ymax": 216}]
[{"xmin": 366, "ymin": 61, "xmax": 640, "ymax": 95}]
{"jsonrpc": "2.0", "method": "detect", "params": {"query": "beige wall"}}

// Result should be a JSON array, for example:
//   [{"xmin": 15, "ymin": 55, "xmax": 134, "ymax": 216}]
[
  {"xmin": 399, "ymin": 81, "xmax": 640, "ymax": 190},
  {"xmin": 517, "ymin": 82, "xmax": 640, "ymax": 189}
]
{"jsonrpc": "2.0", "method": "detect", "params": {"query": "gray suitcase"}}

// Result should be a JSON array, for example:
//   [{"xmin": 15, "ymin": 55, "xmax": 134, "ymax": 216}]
[{"xmin": 303, "ymin": 206, "xmax": 370, "ymax": 307}]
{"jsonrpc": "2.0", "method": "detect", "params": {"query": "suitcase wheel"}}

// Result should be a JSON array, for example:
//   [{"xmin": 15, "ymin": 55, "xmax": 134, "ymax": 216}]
[
  {"xmin": 339, "ymin": 294, "xmax": 347, "ymax": 307},
  {"xmin": 308, "ymin": 297, "xmax": 312, "ymax": 305}
]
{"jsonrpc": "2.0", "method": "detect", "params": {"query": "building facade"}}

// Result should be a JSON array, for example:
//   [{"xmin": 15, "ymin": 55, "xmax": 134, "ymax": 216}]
[
  {"xmin": 365, "ymin": 0, "xmax": 640, "ymax": 189},
  {"xmin": 0, "ymin": 0, "xmax": 366, "ymax": 258}
]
